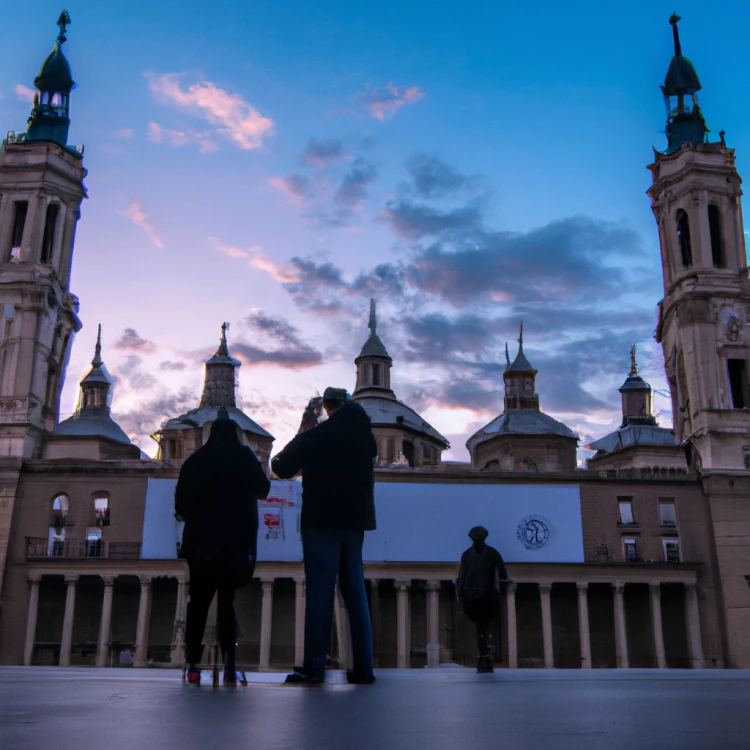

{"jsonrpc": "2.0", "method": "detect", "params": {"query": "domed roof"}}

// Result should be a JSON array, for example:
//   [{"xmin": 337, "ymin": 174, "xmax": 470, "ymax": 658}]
[
  {"xmin": 664, "ymin": 55, "xmax": 701, "ymax": 97},
  {"xmin": 161, "ymin": 405, "xmax": 273, "ymax": 440},
  {"xmin": 619, "ymin": 374, "xmax": 651, "ymax": 393},
  {"xmin": 35, "ymin": 42, "xmax": 74, "ymax": 92},
  {"xmin": 467, "ymin": 410, "xmax": 578, "ymax": 453},
  {"xmin": 358, "ymin": 333, "xmax": 391, "ymax": 359},
  {"xmin": 56, "ymin": 412, "xmax": 132, "ymax": 445},
  {"xmin": 355, "ymin": 395, "xmax": 449, "ymax": 447}
]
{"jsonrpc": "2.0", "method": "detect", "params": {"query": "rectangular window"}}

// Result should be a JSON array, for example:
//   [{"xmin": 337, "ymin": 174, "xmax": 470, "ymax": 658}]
[
  {"xmin": 95, "ymin": 497, "xmax": 110, "ymax": 526},
  {"xmin": 727, "ymin": 359, "xmax": 748, "ymax": 409},
  {"xmin": 48, "ymin": 526, "xmax": 65, "ymax": 557},
  {"xmin": 662, "ymin": 539, "xmax": 680, "ymax": 563},
  {"xmin": 9, "ymin": 201, "xmax": 28, "ymax": 260},
  {"xmin": 623, "ymin": 537, "xmax": 638, "ymax": 562},
  {"xmin": 659, "ymin": 501, "xmax": 677, "ymax": 527},
  {"xmin": 372, "ymin": 363, "xmax": 382, "ymax": 387},
  {"xmin": 423, "ymin": 445, "xmax": 434, "ymax": 465},
  {"xmin": 40, "ymin": 203, "xmax": 59, "ymax": 264},
  {"xmin": 618, "ymin": 500, "xmax": 634, "ymax": 525}
]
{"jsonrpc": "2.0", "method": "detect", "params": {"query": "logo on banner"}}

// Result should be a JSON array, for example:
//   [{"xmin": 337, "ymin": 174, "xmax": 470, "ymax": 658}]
[{"xmin": 517, "ymin": 515, "xmax": 550, "ymax": 550}]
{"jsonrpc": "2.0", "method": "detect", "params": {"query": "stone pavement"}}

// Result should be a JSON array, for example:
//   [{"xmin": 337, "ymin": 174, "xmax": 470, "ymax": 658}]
[{"xmin": 1, "ymin": 666, "xmax": 749, "ymax": 750}]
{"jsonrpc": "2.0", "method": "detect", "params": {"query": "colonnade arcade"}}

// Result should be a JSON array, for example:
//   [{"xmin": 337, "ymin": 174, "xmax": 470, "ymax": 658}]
[{"xmin": 23, "ymin": 561, "xmax": 705, "ymax": 670}]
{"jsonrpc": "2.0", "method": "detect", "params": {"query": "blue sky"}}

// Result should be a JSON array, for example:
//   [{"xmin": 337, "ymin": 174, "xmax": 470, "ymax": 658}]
[{"xmin": 1, "ymin": 1, "xmax": 747, "ymax": 458}]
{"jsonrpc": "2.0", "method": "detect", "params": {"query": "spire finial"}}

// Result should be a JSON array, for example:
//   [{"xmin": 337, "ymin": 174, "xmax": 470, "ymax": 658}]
[
  {"xmin": 630, "ymin": 343, "xmax": 638, "ymax": 377},
  {"xmin": 368, "ymin": 298, "xmax": 377, "ymax": 337},
  {"xmin": 518, "ymin": 321, "xmax": 524, "ymax": 350},
  {"xmin": 669, "ymin": 13, "xmax": 682, "ymax": 56},
  {"xmin": 56, "ymin": 9, "xmax": 71, "ymax": 44},
  {"xmin": 505, "ymin": 342, "xmax": 510, "ymax": 370},
  {"xmin": 92, "ymin": 324, "xmax": 102, "ymax": 367}
]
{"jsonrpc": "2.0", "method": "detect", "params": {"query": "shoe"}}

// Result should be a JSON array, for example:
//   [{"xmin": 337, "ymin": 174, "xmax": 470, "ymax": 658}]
[
  {"xmin": 476, "ymin": 656, "xmax": 493, "ymax": 674},
  {"xmin": 346, "ymin": 671, "xmax": 376, "ymax": 685},
  {"xmin": 186, "ymin": 665, "xmax": 201, "ymax": 685},
  {"xmin": 284, "ymin": 667, "xmax": 324, "ymax": 686},
  {"xmin": 223, "ymin": 668, "xmax": 237, "ymax": 686}
]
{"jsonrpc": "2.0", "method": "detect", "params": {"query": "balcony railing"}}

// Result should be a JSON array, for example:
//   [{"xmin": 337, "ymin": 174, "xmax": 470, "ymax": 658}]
[{"xmin": 26, "ymin": 537, "xmax": 141, "ymax": 560}]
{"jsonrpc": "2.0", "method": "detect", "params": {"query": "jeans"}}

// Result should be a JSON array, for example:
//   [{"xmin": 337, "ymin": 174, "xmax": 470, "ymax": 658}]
[
  {"xmin": 301, "ymin": 529, "xmax": 374, "ymax": 678},
  {"xmin": 185, "ymin": 567, "xmax": 237, "ymax": 668}
]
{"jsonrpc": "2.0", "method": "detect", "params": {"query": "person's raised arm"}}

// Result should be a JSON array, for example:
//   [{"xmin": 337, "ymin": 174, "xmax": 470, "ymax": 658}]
[
  {"xmin": 494, "ymin": 549, "xmax": 510, "ymax": 582},
  {"xmin": 271, "ymin": 433, "xmax": 306, "ymax": 480}
]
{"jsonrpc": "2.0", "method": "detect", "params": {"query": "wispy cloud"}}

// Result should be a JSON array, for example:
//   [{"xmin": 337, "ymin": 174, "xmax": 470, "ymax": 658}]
[
  {"xmin": 115, "ymin": 128, "xmax": 135, "ymax": 139},
  {"xmin": 147, "ymin": 122, "xmax": 217, "ymax": 153},
  {"xmin": 207, "ymin": 237, "xmax": 301, "ymax": 283},
  {"xmin": 14, "ymin": 84, "xmax": 35, "ymax": 104},
  {"xmin": 358, "ymin": 83, "xmax": 425, "ymax": 120},
  {"xmin": 114, "ymin": 329, "xmax": 157, "ymax": 355},
  {"xmin": 144, "ymin": 72, "xmax": 274, "ymax": 151},
  {"xmin": 119, "ymin": 201, "xmax": 164, "ymax": 248}
]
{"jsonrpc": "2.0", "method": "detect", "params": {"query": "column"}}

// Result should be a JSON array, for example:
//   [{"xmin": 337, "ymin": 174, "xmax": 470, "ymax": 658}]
[
  {"xmin": 170, "ymin": 577, "xmax": 188, "ymax": 666},
  {"xmin": 612, "ymin": 582, "xmax": 629, "ymax": 669},
  {"xmin": 294, "ymin": 578, "xmax": 306, "ymax": 667},
  {"xmin": 23, "ymin": 574, "xmax": 42, "ymax": 666},
  {"xmin": 684, "ymin": 583, "xmax": 705, "ymax": 669},
  {"xmin": 395, "ymin": 580, "xmax": 411, "ymax": 669},
  {"xmin": 369, "ymin": 579, "xmax": 381, "ymax": 668},
  {"xmin": 506, "ymin": 583, "xmax": 517, "ymax": 669},
  {"xmin": 539, "ymin": 583, "xmax": 554, "ymax": 668},
  {"xmin": 59, "ymin": 574, "xmax": 78, "ymax": 667},
  {"xmin": 576, "ymin": 583, "xmax": 592, "ymax": 669},
  {"xmin": 426, "ymin": 581, "xmax": 441, "ymax": 668},
  {"xmin": 134, "ymin": 575, "xmax": 153, "ymax": 668},
  {"xmin": 96, "ymin": 576, "xmax": 115, "ymax": 668},
  {"xmin": 259, "ymin": 579, "xmax": 274, "ymax": 670},
  {"xmin": 649, "ymin": 583, "xmax": 667, "ymax": 669}
]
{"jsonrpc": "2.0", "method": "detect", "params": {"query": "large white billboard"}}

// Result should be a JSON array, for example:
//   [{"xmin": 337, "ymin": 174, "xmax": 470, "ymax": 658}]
[{"xmin": 141, "ymin": 478, "xmax": 584, "ymax": 563}]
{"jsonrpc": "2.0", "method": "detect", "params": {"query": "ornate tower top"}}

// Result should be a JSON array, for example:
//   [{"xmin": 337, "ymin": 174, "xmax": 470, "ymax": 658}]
[
  {"xmin": 353, "ymin": 299, "xmax": 395, "ymax": 398},
  {"xmin": 26, "ymin": 10, "xmax": 76, "ymax": 148},
  {"xmin": 618, "ymin": 344, "xmax": 655, "ymax": 427},
  {"xmin": 629, "ymin": 343, "xmax": 638, "ymax": 377},
  {"xmin": 503, "ymin": 322, "xmax": 539, "ymax": 411},
  {"xmin": 659, "ymin": 14, "xmax": 708, "ymax": 155},
  {"xmin": 199, "ymin": 322, "xmax": 240, "ymax": 408}
]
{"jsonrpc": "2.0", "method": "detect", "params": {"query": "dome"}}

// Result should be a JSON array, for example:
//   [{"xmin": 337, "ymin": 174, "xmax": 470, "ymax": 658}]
[
  {"xmin": 357, "ymin": 333, "xmax": 391, "ymax": 359},
  {"xmin": 663, "ymin": 55, "xmax": 701, "ymax": 96},
  {"xmin": 161, "ymin": 405, "xmax": 274, "ymax": 440},
  {"xmin": 355, "ymin": 396, "xmax": 449, "ymax": 447},
  {"xmin": 467, "ymin": 410, "xmax": 578, "ymax": 453},
  {"xmin": 35, "ymin": 42, "xmax": 74, "ymax": 92},
  {"xmin": 56, "ymin": 412, "xmax": 132, "ymax": 445}
]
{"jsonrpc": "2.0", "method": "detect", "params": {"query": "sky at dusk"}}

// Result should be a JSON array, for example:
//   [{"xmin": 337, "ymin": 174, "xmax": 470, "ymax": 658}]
[{"xmin": 2, "ymin": 1, "xmax": 748, "ymax": 460}]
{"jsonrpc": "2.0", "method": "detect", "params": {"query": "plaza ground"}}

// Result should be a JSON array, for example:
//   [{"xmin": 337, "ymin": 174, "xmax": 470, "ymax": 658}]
[{"xmin": 1, "ymin": 667, "xmax": 749, "ymax": 749}]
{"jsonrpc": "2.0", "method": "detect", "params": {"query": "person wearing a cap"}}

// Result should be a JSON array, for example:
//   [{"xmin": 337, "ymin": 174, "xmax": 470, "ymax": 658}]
[
  {"xmin": 272, "ymin": 386, "xmax": 378, "ymax": 685},
  {"xmin": 175, "ymin": 406, "xmax": 271, "ymax": 685},
  {"xmin": 456, "ymin": 526, "xmax": 510, "ymax": 674}
]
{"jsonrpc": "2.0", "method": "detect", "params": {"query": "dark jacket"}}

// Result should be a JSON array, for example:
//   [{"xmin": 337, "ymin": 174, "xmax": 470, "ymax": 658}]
[
  {"xmin": 456, "ymin": 544, "xmax": 509, "ymax": 603},
  {"xmin": 271, "ymin": 400, "xmax": 378, "ymax": 531},
  {"xmin": 175, "ymin": 419, "xmax": 271, "ymax": 588}
]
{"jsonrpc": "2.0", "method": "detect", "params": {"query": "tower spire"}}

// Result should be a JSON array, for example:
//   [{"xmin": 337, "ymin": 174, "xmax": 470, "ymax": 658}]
[
  {"xmin": 669, "ymin": 12, "xmax": 682, "ymax": 56},
  {"xmin": 629, "ymin": 343, "xmax": 638, "ymax": 377},
  {"xmin": 368, "ymin": 299, "xmax": 377, "ymax": 337},
  {"xmin": 92, "ymin": 324, "xmax": 102, "ymax": 367},
  {"xmin": 518, "ymin": 321, "xmax": 524, "ymax": 350},
  {"xmin": 56, "ymin": 9, "xmax": 71, "ymax": 44}
]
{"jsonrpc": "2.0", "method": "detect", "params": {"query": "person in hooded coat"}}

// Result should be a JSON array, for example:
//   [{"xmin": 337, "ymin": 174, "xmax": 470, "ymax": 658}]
[
  {"xmin": 175, "ymin": 407, "xmax": 270, "ymax": 685},
  {"xmin": 456, "ymin": 526, "xmax": 510, "ymax": 674}
]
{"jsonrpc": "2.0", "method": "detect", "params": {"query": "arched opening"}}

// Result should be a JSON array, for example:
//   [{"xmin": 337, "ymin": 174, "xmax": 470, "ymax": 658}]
[
  {"xmin": 402, "ymin": 439, "xmax": 415, "ymax": 467},
  {"xmin": 676, "ymin": 210, "xmax": 692, "ymax": 268},
  {"xmin": 41, "ymin": 203, "xmax": 59, "ymax": 264},
  {"xmin": 708, "ymin": 205, "xmax": 725, "ymax": 268},
  {"xmin": 49, "ymin": 494, "xmax": 69, "ymax": 556},
  {"xmin": 51, "ymin": 92, "xmax": 62, "ymax": 108},
  {"xmin": 371, "ymin": 363, "xmax": 382, "ymax": 387}
]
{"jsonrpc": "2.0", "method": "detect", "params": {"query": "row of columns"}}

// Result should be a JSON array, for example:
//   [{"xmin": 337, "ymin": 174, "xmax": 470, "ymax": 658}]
[{"xmin": 24, "ymin": 574, "xmax": 188, "ymax": 668}]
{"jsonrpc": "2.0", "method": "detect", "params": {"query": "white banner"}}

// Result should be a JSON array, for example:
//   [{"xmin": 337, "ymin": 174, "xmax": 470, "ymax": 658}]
[{"xmin": 142, "ymin": 478, "xmax": 583, "ymax": 563}]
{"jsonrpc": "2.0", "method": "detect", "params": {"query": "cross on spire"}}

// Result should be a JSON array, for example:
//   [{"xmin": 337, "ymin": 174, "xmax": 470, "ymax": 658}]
[
  {"xmin": 669, "ymin": 13, "xmax": 682, "ymax": 56},
  {"xmin": 56, "ymin": 9, "xmax": 71, "ymax": 44}
]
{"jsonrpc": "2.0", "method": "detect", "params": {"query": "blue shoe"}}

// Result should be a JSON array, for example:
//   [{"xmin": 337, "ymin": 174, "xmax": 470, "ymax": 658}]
[{"xmin": 285, "ymin": 667, "xmax": 324, "ymax": 685}]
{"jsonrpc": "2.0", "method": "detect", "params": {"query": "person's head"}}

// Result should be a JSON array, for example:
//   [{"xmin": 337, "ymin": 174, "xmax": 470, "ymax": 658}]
[
  {"xmin": 468, "ymin": 526, "xmax": 489, "ymax": 547},
  {"xmin": 322, "ymin": 387, "xmax": 348, "ymax": 417},
  {"xmin": 209, "ymin": 406, "xmax": 241, "ymax": 446}
]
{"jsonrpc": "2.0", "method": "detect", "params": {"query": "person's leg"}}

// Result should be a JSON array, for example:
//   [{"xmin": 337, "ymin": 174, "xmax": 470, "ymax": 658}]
[
  {"xmin": 217, "ymin": 582, "xmax": 237, "ymax": 679},
  {"xmin": 338, "ymin": 530, "xmax": 374, "ymax": 681},
  {"xmin": 184, "ymin": 569, "xmax": 216, "ymax": 676},
  {"xmin": 296, "ymin": 529, "xmax": 339, "ymax": 681}
]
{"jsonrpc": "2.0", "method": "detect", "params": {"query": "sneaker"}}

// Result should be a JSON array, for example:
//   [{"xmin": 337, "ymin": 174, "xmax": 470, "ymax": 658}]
[
  {"xmin": 186, "ymin": 665, "xmax": 201, "ymax": 685},
  {"xmin": 346, "ymin": 671, "xmax": 376, "ymax": 685},
  {"xmin": 284, "ymin": 667, "xmax": 324, "ymax": 686}
]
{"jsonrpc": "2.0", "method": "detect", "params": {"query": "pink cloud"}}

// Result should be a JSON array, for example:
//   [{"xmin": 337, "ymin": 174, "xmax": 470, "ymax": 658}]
[
  {"xmin": 359, "ymin": 83, "xmax": 425, "ymax": 120},
  {"xmin": 115, "ymin": 128, "xmax": 135, "ymax": 139},
  {"xmin": 147, "ymin": 122, "xmax": 218, "ymax": 153},
  {"xmin": 144, "ymin": 72, "xmax": 274, "ymax": 151},
  {"xmin": 269, "ymin": 175, "xmax": 312, "ymax": 204},
  {"xmin": 14, "ymin": 84, "xmax": 35, "ymax": 104},
  {"xmin": 119, "ymin": 201, "xmax": 164, "ymax": 249},
  {"xmin": 207, "ymin": 237, "xmax": 299, "ymax": 283}
]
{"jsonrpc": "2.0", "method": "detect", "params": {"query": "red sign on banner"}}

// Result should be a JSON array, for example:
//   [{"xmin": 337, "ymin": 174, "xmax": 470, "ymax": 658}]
[{"xmin": 263, "ymin": 514, "xmax": 280, "ymax": 528}]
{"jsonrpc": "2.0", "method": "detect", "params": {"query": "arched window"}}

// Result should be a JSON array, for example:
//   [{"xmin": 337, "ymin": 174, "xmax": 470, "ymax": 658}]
[
  {"xmin": 41, "ymin": 91, "xmax": 49, "ymax": 105},
  {"xmin": 708, "ymin": 205, "xmax": 725, "ymax": 268},
  {"xmin": 51, "ymin": 92, "xmax": 62, "ymax": 108},
  {"xmin": 41, "ymin": 203, "xmax": 59, "ymax": 264},
  {"xmin": 52, "ymin": 493, "xmax": 69, "ymax": 515},
  {"xmin": 94, "ymin": 494, "xmax": 110, "ymax": 526},
  {"xmin": 676, "ymin": 210, "xmax": 693, "ymax": 267}
]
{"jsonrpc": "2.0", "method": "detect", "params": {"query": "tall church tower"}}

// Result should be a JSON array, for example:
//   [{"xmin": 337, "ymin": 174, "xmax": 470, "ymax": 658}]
[
  {"xmin": 649, "ymin": 15, "xmax": 750, "ymax": 667},
  {"xmin": 0, "ymin": 11, "xmax": 85, "ymax": 459}
]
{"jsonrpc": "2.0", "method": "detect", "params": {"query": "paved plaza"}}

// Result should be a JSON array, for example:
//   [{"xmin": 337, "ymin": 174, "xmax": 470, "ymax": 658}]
[{"xmin": 1, "ymin": 667, "xmax": 749, "ymax": 749}]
